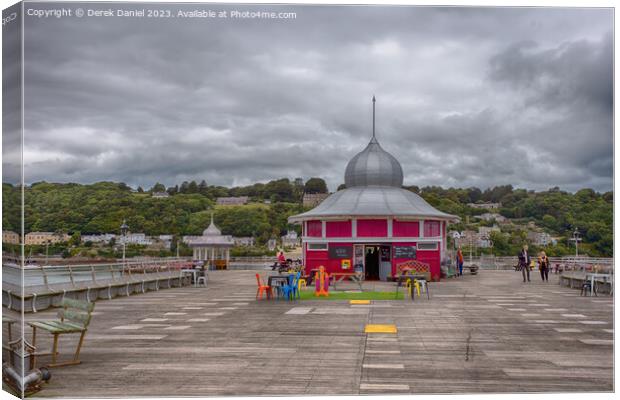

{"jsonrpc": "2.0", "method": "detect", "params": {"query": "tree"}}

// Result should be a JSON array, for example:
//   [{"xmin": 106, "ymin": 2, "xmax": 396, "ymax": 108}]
[
  {"xmin": 68, "ymin": 231, "xmax": 81, "ymax": 247},
  {"xmin": 337, "ymin": 184, "xmax": 346, "ymax": 191},
  {"xmin": 489, "ymin": 231, "xmax": 510, "ymax": 254},
  {"xmin": 151, "ymin": 182, "xmax": 166, "ymax": 193},
  {"xmin": 304, "ymin": 178, "xmax": 328, "ymax": 194}
]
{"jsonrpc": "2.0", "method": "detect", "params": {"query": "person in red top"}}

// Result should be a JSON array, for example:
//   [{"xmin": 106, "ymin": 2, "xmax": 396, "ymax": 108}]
[
  {"xmin": 456, "ymin": 246, "xmax": 464, "ymax": 277},
  {"xmin": 277, "ymin": 251, "xmax": 286, "ymax": 265}
]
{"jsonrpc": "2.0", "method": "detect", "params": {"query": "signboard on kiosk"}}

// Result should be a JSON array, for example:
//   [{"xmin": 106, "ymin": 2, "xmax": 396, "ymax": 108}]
[
  {"xmin": 329, "ymin": 245, "xmax": 353, "ymax": 259},
  {"xmin": 394, "ymin": 245, "xmax": 416, "ymax": 259},
  {"xmin": 380, "ymin": 246, "xmax": 391, "ymax": 261}
]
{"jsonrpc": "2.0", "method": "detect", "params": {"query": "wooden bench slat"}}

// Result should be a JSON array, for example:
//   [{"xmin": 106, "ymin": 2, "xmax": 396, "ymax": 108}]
[
  {"xmin": 61, "ymin": 298, "xmax": 95, "ymax": 312},
  {"xmin": 30, "ymin": 320, "xmax": 84, "ymax": 333}
]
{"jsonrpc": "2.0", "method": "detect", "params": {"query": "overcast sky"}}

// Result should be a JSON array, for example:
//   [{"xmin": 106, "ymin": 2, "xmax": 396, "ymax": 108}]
[{"xmin": 8, "ymin": 3, "xmax": 614, "ymax": 192}]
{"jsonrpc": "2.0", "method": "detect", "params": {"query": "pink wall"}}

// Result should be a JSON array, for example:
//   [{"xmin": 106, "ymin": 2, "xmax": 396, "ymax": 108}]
[
  {"xmin": 304, "ymin": 242, "xmax": 353, "ymax": 274},
  {"xmin": 326, "ymin": 220, "xmax": 352, "ymax": 238},
  {"xmin": 393, "ymin": 220, "xmax": 419, "ymax": 237},
  {"xmin": 307, "ymin": 220, "xmax": 322, "ymax": 237},
  {"xmin": 357, "ymin": 219, "xmax": 387, "ymax": 237},
  {"xmin": 424, "ymin": 220, "xmax": 440, "ymax": 237},
  {"xmin": 416, "ymin": 248, "xmax": 441, "ymax": 282}
]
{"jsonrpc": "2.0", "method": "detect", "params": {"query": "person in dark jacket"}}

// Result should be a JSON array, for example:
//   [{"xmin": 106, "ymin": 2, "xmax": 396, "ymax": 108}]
[
  {"xmin": 538, "ymin": 251, "xmax": 550, "ymax": 282},
  {"xmin": 518, "ymin": 244, "xmax": 531, "ymax": 282},
  {"xmin": 456, "ymin": 246, "xmax": 464, "ymax": 277}
]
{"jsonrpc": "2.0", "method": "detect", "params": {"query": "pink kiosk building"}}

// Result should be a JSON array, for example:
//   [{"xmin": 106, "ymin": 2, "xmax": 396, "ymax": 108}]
[{"xmin": 288, "ymin": 98, "xmax": 458, "ymax": 281}]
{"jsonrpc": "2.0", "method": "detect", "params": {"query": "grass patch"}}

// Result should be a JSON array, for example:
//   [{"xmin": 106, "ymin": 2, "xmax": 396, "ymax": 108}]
[{"xmin": 298, "ymin": 290, "xmax": 403, "ymax": 300}]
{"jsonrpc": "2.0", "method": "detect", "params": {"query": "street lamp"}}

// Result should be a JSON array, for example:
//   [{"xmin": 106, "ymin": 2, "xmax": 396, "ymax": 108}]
[
  {"xmin": 569, "ymin": 228, "xmax": 581, "ymax": 258},
  {"xmin": 120, "ymin": 220, "xmax": 129, "ymax": 269},
  {"xmin": 45, "ymin": 239, "xmax": 50, "ymax": 265}
]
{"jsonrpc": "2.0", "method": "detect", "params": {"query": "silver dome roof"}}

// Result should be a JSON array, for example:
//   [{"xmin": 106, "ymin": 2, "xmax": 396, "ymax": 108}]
[
  {"xmin": 202, "ymin": 213, "xmax": 222, "ymax": 236},
  {"xmin": 288, "ymin": 186, "xmax": 457, "ymax": 222},
  {"xmin": 344, "ymin": 136, "xmax": 403, "ymax": 188}
]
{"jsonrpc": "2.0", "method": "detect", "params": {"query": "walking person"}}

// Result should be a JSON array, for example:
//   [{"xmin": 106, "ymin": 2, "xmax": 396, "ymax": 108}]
[
  {"xmin": 518, "ymin": 244, "xmax": 531, "ymax": 283},
  {"xmin": 456, "ymin": 246, "xmax": 464, "ymax": 277},
  {"xmin": 538, "ymin": 251, "xmax": 550, "ymax": 282}
]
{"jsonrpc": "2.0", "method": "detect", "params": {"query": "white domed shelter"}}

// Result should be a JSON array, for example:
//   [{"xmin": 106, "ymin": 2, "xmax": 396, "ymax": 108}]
[
  {"xmin": 188, "ymin": 213, "xmax": 234, "ymax": 269},
  {"xmin": 288, "ymin": 97, "xmax": 458, "ymax": 281}
]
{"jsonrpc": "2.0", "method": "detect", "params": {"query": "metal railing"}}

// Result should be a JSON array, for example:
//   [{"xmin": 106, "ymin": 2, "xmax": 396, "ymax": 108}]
[
  {"xmin": 474, "ymin": 255, "xmax": 613, "ymax": 273},
  {"xmin": 2, "ymin": 258, "xmax": 195, "ymax": 312}
]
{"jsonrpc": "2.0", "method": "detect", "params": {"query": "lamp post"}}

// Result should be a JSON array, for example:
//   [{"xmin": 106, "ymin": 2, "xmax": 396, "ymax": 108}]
[
  {"xmin": 570, "ymin": 228, "xmax": 581, "ymax": 258},
  {"xmin": 120, "ymin": 220, "xmax": 129, "ymax": 270},
  {"xmin": 45, "ymin": 240, "xmax": 50, "ymax": 265}
]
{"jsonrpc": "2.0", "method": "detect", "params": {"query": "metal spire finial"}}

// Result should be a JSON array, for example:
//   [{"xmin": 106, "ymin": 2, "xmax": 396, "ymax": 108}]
[{"xmin": 372, "ymin": 95, "xmax": 376, "ymax": 141}]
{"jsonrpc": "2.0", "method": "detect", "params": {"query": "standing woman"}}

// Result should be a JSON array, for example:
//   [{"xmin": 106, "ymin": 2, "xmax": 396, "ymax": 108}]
[
  {"xmin": 456, "ymin": 246, "xmax": 464, "ymax": 277},
  {"xmin": 538, "ymin": 251, "xmax": 550, "ymax": 282},
  {"xmin": 518, "ymin": 244, "xmax": 531, "ymax": 283}
]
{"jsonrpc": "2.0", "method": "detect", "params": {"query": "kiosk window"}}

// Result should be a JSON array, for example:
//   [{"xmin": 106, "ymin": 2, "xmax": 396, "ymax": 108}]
[
  {"xmin": 417, "ymin": 242, "xmax": 438, "ymax": 251},
  {"xmin": 308, "ymin": 243, "xmax": 328, "ymax": 251}
]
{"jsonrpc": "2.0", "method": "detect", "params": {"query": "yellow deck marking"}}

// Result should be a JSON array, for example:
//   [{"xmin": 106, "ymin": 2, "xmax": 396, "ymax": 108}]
[
  {"xmin": 350, "ymin": 300, "xmax": 371, "ymax": 305},
  {"xmin": 364, "ymin": 324, "xmax": 397, "ymax": 334}
]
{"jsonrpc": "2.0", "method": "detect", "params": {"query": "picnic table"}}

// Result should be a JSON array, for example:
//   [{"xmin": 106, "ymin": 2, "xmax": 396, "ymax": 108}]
[
  {"xmin": 329, "ymin": 272, "xmax": 363, "ymax": 291},
  {"xmin": 181, "ymin": 269, "xmax": 198, "ymax": 287},
  {"xmin": 268, "ymin": 275, "xmax": 290, "ymax": 298}
]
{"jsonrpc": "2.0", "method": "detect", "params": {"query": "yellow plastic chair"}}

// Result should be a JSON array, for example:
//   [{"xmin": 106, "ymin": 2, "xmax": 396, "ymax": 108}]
[
  {"xmin": 298, "ymin": 278, "xmax": 307, "ymax": 291},
  {"xmin": 413, "ymin": 279, "xmax": 421, "ymax": 297}
]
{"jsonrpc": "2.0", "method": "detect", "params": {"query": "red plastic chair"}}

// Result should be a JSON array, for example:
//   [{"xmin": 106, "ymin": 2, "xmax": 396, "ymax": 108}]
[{"xmin": 256, "ymin": 274, "xmax": 273, "ymax": 300}]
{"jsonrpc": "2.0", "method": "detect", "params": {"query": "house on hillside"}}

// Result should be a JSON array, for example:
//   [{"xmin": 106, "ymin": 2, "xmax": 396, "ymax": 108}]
[
  {"xmin": 474, "ymin": 213, "xmax": 507, "ymax": 223},
  {"xmin": 216, "ymin": 196, "xmax": 249, "ymax": 205},
  {"xmin": 281, "ymin": 231, "xmax": 300, "ymax": 248},
  {"xmin": 233, "ymin": 237, "xmax": 255, "ymax": 247},
  {"xmin": 467, "ymin": 202, "xmax": 500, "ymax": 210},
  {"xmin": 2, "ymin": 231, "xmax": 19, "ymax": 244},
  {"xmin": 302, "ymin": 192, "xmax": 329, "ymax": 207}
]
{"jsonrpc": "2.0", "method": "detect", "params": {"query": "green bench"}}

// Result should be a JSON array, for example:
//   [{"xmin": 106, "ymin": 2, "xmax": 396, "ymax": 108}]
[{"xmin": 29, "ymin": 298, "xmax": 95, "ymax": 367}]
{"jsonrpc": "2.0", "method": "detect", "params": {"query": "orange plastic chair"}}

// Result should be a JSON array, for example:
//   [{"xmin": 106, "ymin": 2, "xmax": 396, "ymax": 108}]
[{"xmin": 256, "ymin": 273, "xmax": 272, "ymax": 300}]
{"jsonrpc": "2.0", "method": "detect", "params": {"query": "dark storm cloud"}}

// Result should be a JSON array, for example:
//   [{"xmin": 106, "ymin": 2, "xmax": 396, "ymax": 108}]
[{"xmin": 15, "ymin": 3, "xmax": 613, "ymax": 192}]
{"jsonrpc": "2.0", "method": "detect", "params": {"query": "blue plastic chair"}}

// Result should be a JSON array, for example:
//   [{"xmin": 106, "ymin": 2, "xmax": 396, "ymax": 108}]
[{"xmin": 281, "ymin": 272, "xmax": 301, "ymax": 301}]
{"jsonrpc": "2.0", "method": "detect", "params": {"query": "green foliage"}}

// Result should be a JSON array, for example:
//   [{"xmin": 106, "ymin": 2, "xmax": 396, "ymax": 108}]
[
  {"xmin": 3, "ymin": 181, "xmax": 612, "ymax": 258},
  {"xmin": 304, "ymin": 177, "xmax": 328, "ymax": 194},
  {"xmin": 423, "ymin": 185, "xmax": 612, "ymax": 257}
]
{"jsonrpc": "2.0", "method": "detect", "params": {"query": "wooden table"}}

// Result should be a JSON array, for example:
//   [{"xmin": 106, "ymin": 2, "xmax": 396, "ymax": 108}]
[
  {"xmin": 330, "ymin": 272, "xmax": 363, "ymax": 291},
  {"xmin": 181, "ymin": 269, "xmax": 198, "ymax": 287}
]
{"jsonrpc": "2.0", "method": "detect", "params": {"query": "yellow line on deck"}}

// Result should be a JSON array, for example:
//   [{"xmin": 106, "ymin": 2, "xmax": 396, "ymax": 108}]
[
  {"xmin": 364, "ymin": 324, "xmax": 398, "ymax": 334},
  {"xmin": 350, "ymin": 300, "xmax": 371, "ymax": 305}
]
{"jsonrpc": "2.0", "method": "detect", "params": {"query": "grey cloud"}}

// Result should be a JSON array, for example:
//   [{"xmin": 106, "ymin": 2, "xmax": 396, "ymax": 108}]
[{"xmin": 9, "ymin": 3, "xmax": 613, "ymax": 193}]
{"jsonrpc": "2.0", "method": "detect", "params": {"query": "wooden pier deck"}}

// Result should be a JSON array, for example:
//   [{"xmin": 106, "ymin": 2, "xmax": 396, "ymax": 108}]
[{"xmin": 3, "ymin": 270, "xmax": 613, "ymax": 397}]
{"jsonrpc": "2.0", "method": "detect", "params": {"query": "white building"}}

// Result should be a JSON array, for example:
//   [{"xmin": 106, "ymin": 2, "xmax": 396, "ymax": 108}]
[
  {"xmin": 82, "ymin": 233, "xmax": 116, "ymax": 244},
  {"xmin": 187, "ymin": 215, "xmax": 234, "ymax": 269},
  {"xmin": 281, "ymin": 231, "xmax": 300, "ymax": 248},
  {"xmin": 475, "ymin": 213, "xmax": 507, "ymax": 223},
  {"xmin": 233, "ymin": 237, "xmax": 255, "ymax": 247},
  {"xmin": 527, "ymin": 231, "xmax": 554, "ymax": 246},
  {"xmin": 467, "ymin": 202, "xmax": 500, "ymax": 210},
  {"xmin": 152, "ymin": 192, "xmax": 170, "ymax": 198},
  {"xmin": 119, "ymin": 233, "xmax": 153, "ymax": 245}
]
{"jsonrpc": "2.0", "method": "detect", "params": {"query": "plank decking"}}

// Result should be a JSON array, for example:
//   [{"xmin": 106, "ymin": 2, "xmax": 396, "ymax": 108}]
[{"xmin": 2, "ymin": 270, "xmax": 613, "ymax": 397}]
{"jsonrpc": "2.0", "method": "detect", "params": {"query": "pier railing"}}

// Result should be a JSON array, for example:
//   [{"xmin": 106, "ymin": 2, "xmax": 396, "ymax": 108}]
[
  {"xmin": 474, "ymin": 255, "xmax": 613, "ymax": 272},
  {"xmin": 2, "ymin": 258, "xmax": 193, "ymax": 313}
]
